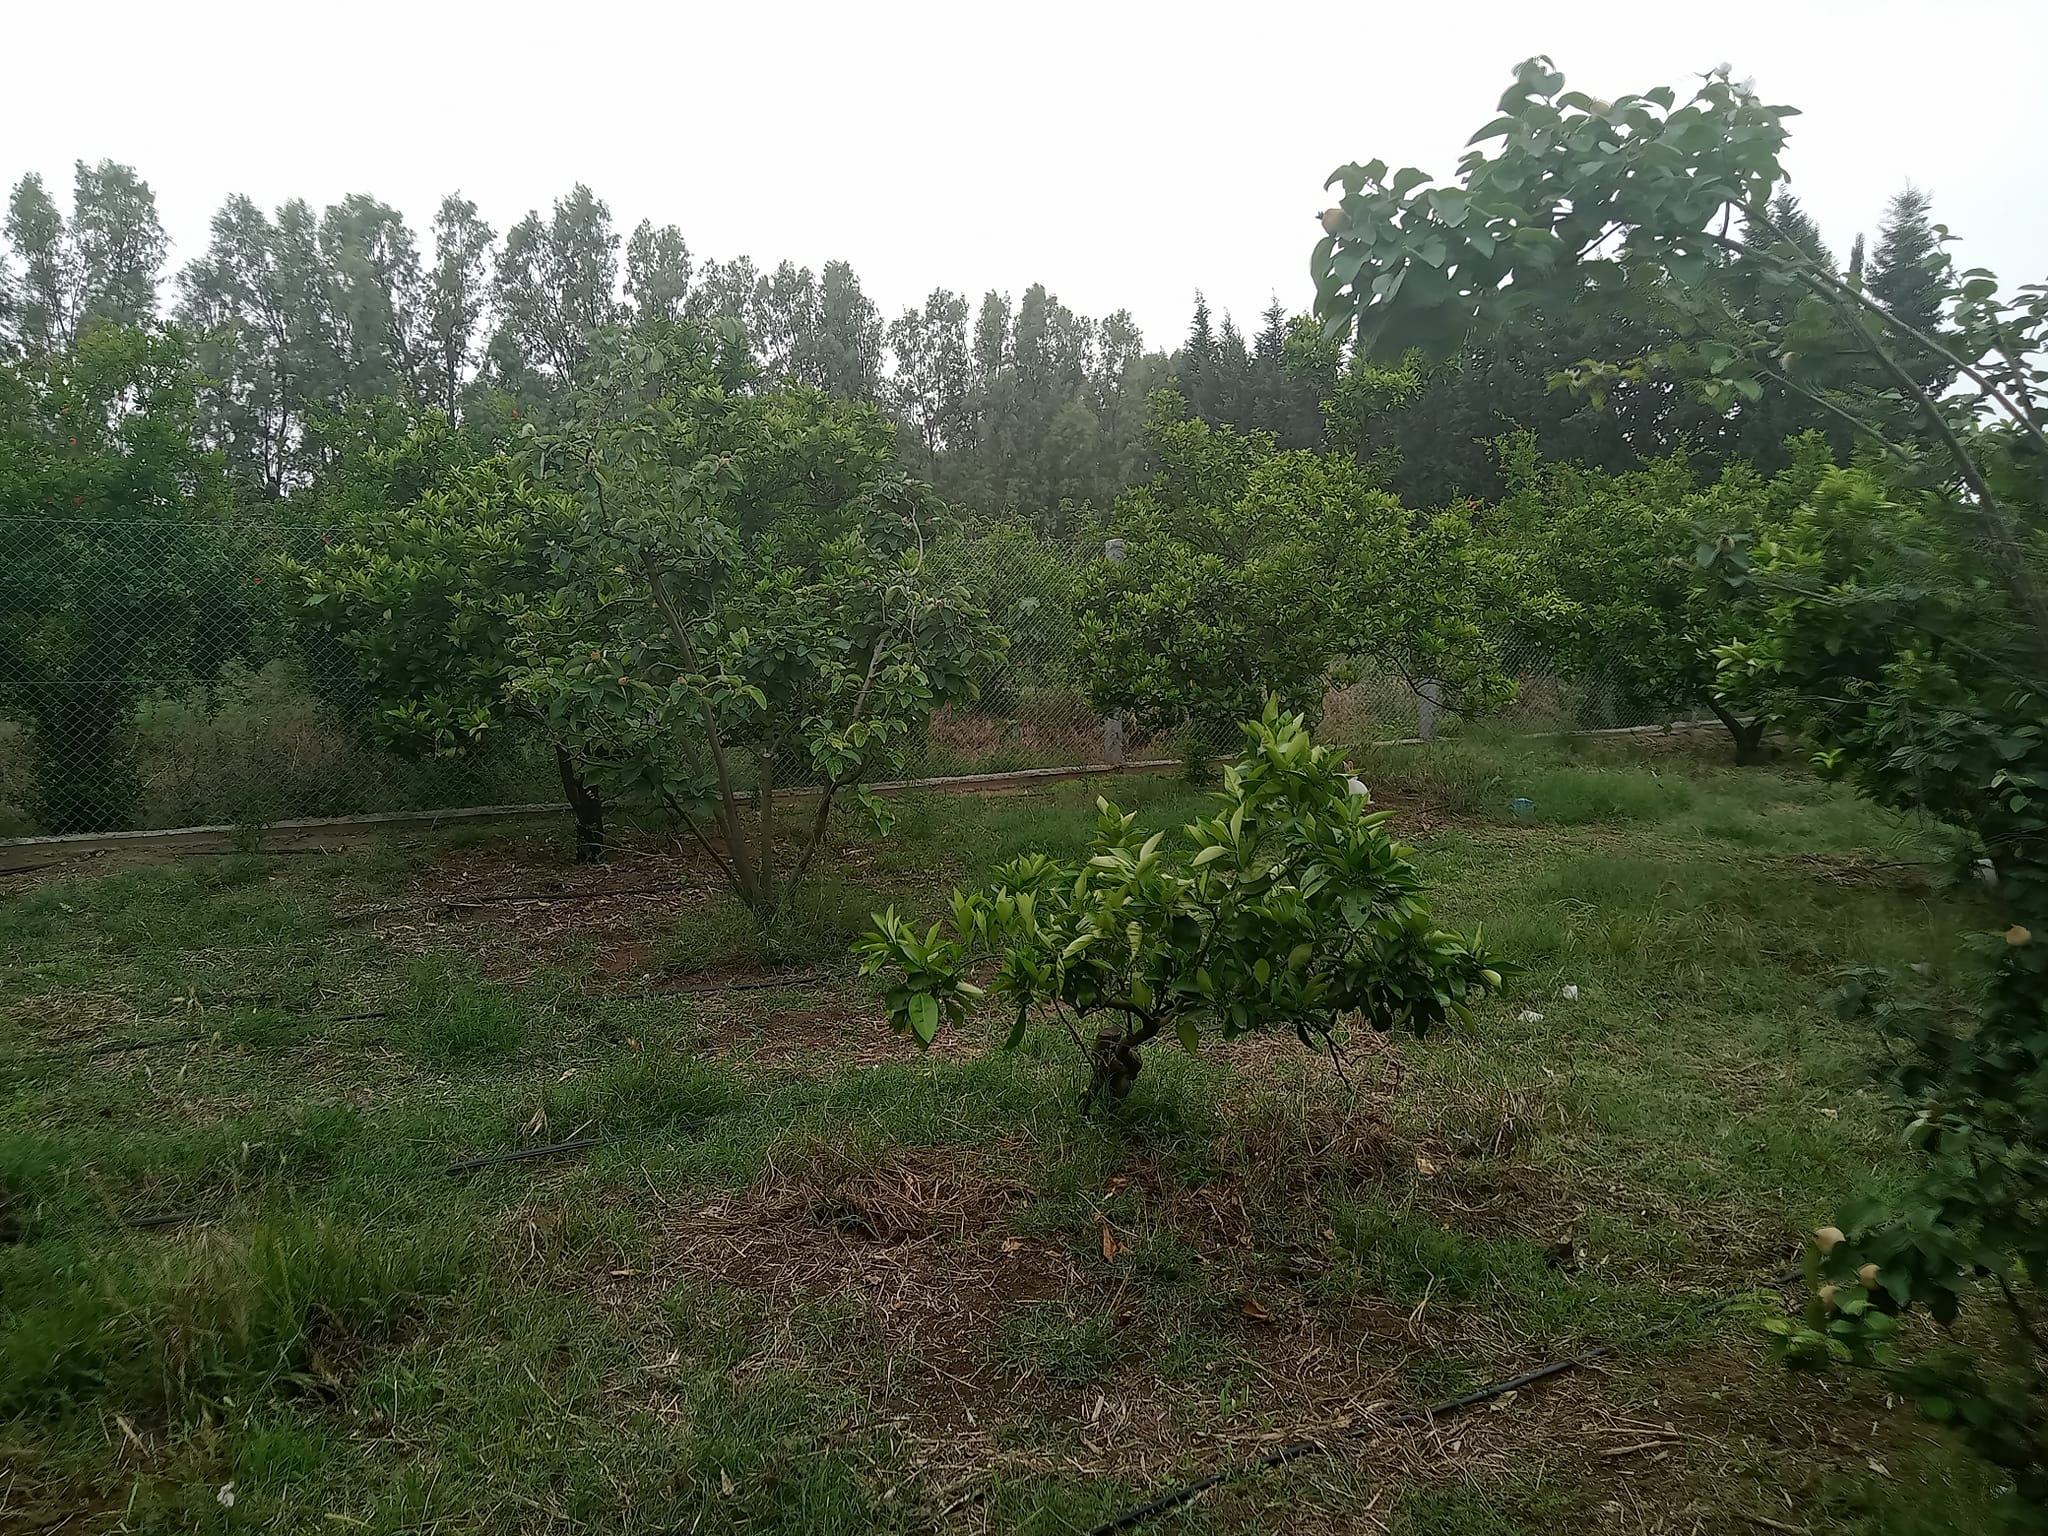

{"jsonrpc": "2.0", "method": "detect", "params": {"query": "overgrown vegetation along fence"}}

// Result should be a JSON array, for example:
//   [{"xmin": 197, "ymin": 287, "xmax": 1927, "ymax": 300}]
[{"xmin": 0, "ymin": 515, "xmax": 1691, "ymax": 839}]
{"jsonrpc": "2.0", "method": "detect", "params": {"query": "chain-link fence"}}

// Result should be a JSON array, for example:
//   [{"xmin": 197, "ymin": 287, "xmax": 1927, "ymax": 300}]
[{"xmin": 0, "ymin": 517, "xmax": 1698, "ymax": 839}]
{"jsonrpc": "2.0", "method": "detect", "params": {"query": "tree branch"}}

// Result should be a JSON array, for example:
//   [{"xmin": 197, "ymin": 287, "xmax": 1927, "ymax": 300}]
[
  {"xmin": 1703, "ymin": 230, "xmax": 2048, "ymax": 643},
  {"xmin": 1744, "ymin": 211, "xmax": 2048, "ymax": 456},
  {"xmin": 640, "ymin": 552, "xmax": 759, "ymax": 906},
  {"xmin": 661, "ymin": 791, "xmax": 740, "ymax": 891}
]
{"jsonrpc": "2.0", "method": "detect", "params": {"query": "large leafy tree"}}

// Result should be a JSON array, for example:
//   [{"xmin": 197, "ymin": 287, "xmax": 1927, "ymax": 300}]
[
  {"xmin": 938, "ymin": 282, "xmax": 1165, "ymax": 533},
  {"xmin": 886, "ymin": 287, "xmax": 973, "ymax": 470},
  {"xmin": 3, "ymin": 162, "xmax": 169, "ymax": 357},
  {"xmin": 508, "ymin": 319, "xmax": 1000, "ymax": 916},
  {"xmin": 1489, "ymin": 428, "xmax": 1832, "ymax": 758},
  {"xmin": 320, "ymin": 194, "xmax": 428, "ymax": 404},
  {"xmin": 798, "ymin": 260, "xmax": 883, "ymax": 400},
  {"xmin": 488, "ymin": 184, "xmax": 622, "ymax": 397},
  {"xmin": 623, "ymin": 220, "xmax": 691, "ymax": 325},
  {"xmin": 424, "ymin": 194, "xmax": 497, "ymax": 417},
  {"xmin": 177, "ymin": 195, "xmax": 348, "ymax": 497},
  {"xmin": 1306, "ymin": 54, "xmax": 2048, "ymax": 1503},
  {"xmin": 0, "ymin": 326, "xmax": 236, "ymax": 830}
]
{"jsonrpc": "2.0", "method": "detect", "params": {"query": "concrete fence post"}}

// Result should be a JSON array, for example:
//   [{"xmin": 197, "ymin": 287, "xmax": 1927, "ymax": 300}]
[
  {"xmin": 1102, "ymin": 538, "xmax": 1125, "ymax": 766},
  {"xmin": 1417, "ymin": 678, "xmax": 1442, "ymax": 743}
]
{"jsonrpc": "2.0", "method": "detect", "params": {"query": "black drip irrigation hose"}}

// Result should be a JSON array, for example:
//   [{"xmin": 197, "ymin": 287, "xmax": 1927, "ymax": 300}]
[
  {"xmin": 1084, "ymin": 1277, "xmax": 1798, "ymax": 1536},
  {"xmin": 444, "ymin": 1136, "xmax": 611, "ymax": 1174}
]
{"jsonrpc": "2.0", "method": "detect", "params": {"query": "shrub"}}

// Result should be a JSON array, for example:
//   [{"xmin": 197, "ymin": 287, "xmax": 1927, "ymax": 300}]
[{"xmin": 856, "ymin": 700, "xmax": 1508, "ymax": 1106}]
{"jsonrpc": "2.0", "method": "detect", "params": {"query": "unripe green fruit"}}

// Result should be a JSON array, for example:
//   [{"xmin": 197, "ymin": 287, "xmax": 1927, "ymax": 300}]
[{"xmin": 1321, "ymin": 207, "xmax": 1345, "ymax": 236}]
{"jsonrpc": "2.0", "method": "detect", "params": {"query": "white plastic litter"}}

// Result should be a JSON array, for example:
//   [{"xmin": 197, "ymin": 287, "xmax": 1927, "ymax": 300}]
[
  {"xmin": 1517, "ymin": 1009, "xmax": 1545, "ymax": 1023},
  {"xmin": 1560, "ymin": 985, "xmax": 1580, "ymax": 1001}
]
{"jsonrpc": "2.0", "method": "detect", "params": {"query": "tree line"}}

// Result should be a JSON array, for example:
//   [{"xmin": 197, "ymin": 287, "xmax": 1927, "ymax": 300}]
[
  {"xmin": 0, "ymin": 166, "xmax": 1175, "ymax": 523},
  {"xmin": 1, "ymin": 158, "xmax": 1953, "ymax": 531}
]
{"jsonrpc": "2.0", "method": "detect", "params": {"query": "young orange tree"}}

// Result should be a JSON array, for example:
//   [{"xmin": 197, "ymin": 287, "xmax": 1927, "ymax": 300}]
[{"xmin": 858, "ymin": 701, "xmax": 1507, "ymax": 1107}]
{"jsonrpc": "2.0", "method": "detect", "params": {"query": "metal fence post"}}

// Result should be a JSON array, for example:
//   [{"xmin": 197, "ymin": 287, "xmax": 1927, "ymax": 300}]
[
  {"xmin": 1102, "ymin": 538, "xmax": 1125, "ymax": 767},
  {"xmin": 1417, "ymin": 678, "xmax": 1442, "ymax": 743}
]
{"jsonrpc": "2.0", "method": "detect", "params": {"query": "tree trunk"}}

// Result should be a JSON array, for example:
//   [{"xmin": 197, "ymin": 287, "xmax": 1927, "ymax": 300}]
[
  {"xmin": 1705, "ymin": 697, "xmax": 1768, "ymax": 766},
  {"xmin": 554, "ymin": 745, "xmax": 606, "ymax": 862},
  {"xmin": 1081, "ymin": 1018, "xmax": 1161, "ymax": 1110}
]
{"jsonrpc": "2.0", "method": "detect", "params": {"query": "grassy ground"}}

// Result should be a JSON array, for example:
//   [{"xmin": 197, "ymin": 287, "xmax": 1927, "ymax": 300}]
[{"xmin": 0, "ymin": 729, "xmax": 2021, "ymax": 1534}]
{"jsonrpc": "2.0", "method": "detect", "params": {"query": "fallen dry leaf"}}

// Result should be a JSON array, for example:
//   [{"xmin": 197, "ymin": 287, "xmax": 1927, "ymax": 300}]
[
  {"xmin": 1099, "ymin": 1217, "xmax": 1127, "ymax": 1262},
  {"xmin": 1241, "ymin": 1297, "xmax": 1274, "ymax": 1322}
]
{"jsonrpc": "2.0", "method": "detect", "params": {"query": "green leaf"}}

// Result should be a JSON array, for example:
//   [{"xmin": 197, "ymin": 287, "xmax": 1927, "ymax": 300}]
[
  {"xmin": 1175, "ymin": 1017, "xmax": 1200, "ymax": 1055},
  {"xmin": 907, "ymin": 993, "xmax": 940, "ymax": 1046}
]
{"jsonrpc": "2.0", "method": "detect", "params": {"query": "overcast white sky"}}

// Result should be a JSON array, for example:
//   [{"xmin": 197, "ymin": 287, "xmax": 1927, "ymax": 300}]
[{"xmin": 6, "ymin": 0, "xmax": 2044, "ymax": 350}]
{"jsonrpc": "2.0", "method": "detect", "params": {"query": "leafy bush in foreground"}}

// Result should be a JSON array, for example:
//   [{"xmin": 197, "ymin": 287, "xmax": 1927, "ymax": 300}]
[{"xmin": 856, "ymin": 700, "xmax": 1507, "ymax": 1106}]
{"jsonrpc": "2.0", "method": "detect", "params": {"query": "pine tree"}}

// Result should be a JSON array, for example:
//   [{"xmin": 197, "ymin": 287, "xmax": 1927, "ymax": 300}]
[
  {"xmin": 1248, "ymin": 300, "xmax": 1321, "ymax": 447},
  {"xmin": 1866, "ymin": 187, "xmax": 1948, "ymax": 336},
  {"xmin": 1214, "ymin": 314, "xmax": 1252, "ymax": 427},
  {"xmin": 1175, "ymin": 293, "xmax": 1218, "ymax": 418},
  {"xmin": 1764, "ymin": 192, "xmax": 1831, "ymax": 269}
]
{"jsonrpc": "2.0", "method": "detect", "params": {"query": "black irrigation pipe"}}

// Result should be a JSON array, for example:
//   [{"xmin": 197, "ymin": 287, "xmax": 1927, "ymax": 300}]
[
  {"xmin": 125, "ymin": 1209, "xmax": 214, "ymax": 1231},
  {"xmin": 1085, "ymin": 1276, "xmax": 1800, "ymax": 1536}
]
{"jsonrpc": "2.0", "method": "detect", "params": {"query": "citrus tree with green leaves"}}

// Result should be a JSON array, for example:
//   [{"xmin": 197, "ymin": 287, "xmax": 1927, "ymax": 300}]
[
  {"xmin": 1077, "ymin": 394, "xmax": 1520, "ymax": 762},
  {"xmin": 857, "ymin": 701, "xmax": 1508, "ymax": 1108},
  {"xmin": 508, "ymin": 319, "xmax": 1000, "ymax": 916},
  {"xmin": 1306, "ymin": 54, "xmax": 2048, "ymax": 1504},
  {"xmin": 282, "ymin": 410, "xmax": 611, "ymax": 856},
  {"xmin": 1490, "ymin": 428, "xmax": 1833, "ymax": 759}
]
